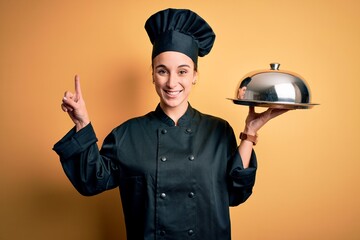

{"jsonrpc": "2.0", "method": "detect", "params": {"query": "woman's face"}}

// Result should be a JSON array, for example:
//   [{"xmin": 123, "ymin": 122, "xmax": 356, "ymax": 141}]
[
  {"xmin": 152, "ymin": 51, "xmax": 197, "ymax": 111},
  {"xmin": 237, "ymin": 87, "xmax": 247, "ymax": 100}
]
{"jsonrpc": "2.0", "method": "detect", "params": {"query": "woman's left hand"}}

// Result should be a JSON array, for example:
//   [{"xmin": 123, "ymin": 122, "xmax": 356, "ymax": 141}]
[{"xmin": 244, "ymin": 106, "xmax": 290, "ymax": 135}]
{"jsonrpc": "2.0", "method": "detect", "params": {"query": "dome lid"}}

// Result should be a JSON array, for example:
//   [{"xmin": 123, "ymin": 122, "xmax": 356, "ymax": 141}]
[{"xmin": 229, "ymin": 63, "xmax": 319, "ymax": 109}]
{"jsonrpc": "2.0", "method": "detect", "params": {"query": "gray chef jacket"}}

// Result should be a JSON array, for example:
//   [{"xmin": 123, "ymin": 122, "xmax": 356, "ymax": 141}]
[{"xmin": 53, "ymin": 104, "xmax": 257, "ymax": 240}]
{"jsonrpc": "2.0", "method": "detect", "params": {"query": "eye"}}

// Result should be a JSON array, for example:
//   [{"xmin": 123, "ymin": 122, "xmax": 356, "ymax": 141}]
[
  {"xmin": 178, "ymin": 69, "xmax": 188, "ymax": 75},
  {"xmin": 157, "ymin": 68, "xmax": 168, "ymax": 75}
]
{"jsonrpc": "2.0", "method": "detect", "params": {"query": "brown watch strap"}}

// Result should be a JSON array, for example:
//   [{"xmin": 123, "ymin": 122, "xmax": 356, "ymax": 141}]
[{"xmin": 240, "ymin": 132, "xmax": 258, "ymax": 145}]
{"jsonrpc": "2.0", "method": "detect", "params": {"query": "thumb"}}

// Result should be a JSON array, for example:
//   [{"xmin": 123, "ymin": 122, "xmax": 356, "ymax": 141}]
[{"xmin": 248, "ymin": 106, "xmax": 255, "ymax": 115}]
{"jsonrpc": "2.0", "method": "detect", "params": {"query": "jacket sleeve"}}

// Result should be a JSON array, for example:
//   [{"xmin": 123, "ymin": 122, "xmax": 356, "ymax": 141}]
[
  {"xmin": 53, "ymin": 123, "xmax": 120, "ymax": 196},
  {"xmin": 227, "ymin": 149, "xmax": 257, "ymax": 206},
  {"xmin": 224, "ymin": 119, "xmax": 257, "ymax": 206}
]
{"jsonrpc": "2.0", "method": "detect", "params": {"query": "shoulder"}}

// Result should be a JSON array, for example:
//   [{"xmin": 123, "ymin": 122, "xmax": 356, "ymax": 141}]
[
  {"xmin": 103, "ymin": 111, "xmax": 156, "ymax": 144},
  {"xmin": 195, "ymin": 108, "xmax": 230, "ymax": 126},
  {"xmin": 193, "ymin": 108, "xmax": 233, "ymax": 132},
  {"xmin": 112, "ymin": 111, "xmax": 155, "ymax": 131},
  {"xmin": 192, "ymin": 108, "xmax": 236, "ymax": 145}
]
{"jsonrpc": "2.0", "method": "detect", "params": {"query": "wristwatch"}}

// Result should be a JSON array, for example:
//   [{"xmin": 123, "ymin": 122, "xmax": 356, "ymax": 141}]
[{"xmin": 240, "ymin": 132, "xmax": 258, "ymax": 145}]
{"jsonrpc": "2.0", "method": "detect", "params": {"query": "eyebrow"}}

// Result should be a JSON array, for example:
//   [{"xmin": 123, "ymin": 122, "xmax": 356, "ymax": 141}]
[{"xmin": 155, "ymin": 64, "xmax": 191, "ymax": 69}]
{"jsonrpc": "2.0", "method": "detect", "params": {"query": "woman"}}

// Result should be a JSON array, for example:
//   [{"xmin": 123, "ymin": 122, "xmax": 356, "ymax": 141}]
[{"xmin": 54, "ymin": 8, "xmax": 287, "ymax": 240}]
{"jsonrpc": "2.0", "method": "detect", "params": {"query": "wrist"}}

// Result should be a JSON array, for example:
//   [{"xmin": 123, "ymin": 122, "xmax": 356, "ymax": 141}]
[
  {"xmin": 240, "ymin": 132, "xmax": 258, "ymax": 145},
  {"xmin": 243, "ymin": 126, "xmax": 257, "ymax": 136},
  {"xmin": 75, "ymin": 120, "xmax": 90, "ymax": 132}
]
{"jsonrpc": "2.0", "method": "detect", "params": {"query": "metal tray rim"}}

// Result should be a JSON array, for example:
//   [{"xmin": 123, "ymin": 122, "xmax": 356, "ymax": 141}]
[{"xmin": 227, "ymin": 98, "xmax": 319, "ymax": 109}]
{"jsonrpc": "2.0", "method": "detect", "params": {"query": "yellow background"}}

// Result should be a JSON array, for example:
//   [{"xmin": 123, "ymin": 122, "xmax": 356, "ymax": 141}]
[{"xmin": 1, "ymin": 1, "xmax": 359, "ymax": 239}]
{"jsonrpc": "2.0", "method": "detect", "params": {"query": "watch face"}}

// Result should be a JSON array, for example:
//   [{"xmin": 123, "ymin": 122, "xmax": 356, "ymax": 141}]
[
  {"xmin": 240, "ymin": 133, "xmax": 247, "ymax": 140},
  {"xmin": 240, "ymin": 132, "xmax": 257, "ymax": 145}
]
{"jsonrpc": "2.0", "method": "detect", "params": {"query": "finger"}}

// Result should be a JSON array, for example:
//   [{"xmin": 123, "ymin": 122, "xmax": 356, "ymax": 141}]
[
  {"xmin": 62, "ymin": 96, "xmax": 77, "ymax": 110},
  {"xmin": 261, "ymin": 108, "xmax": 273, "ymax": 116},
  {"xmin": 270, "ymin": 109, "xmax": 290, "ymax": 118},
  {"xmin": 248, "ymin": 106, "xmax": 255, "ymax": 114},
  {"xmin": 264, "ymin": 108, "xmax": 289, "ymax": 120},
  {"xmin": 61, "ymin": 103, "xmax": 73, "ymax": 112},
  {"xmin": 61, "ymin": 103, "xmax": 67, "ymax": 112},
  {"xmin": 64, "ymin": 91, "xmax": 74, "ymax": 99},
  {"xmin": 74, "ymin": 75, "xmax": 82, "ymax": 100}
]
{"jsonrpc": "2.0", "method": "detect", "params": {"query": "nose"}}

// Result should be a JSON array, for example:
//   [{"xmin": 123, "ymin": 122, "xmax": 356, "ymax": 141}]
[{"xmin": 166, "ymin": 73, "xmax": 178, "ymax": 88}]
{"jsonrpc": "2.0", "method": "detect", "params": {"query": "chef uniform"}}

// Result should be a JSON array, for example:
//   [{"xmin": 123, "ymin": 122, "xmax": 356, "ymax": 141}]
[{"xmin": 53, "ymin": 8, "xmax": 257, "ymax": 240}]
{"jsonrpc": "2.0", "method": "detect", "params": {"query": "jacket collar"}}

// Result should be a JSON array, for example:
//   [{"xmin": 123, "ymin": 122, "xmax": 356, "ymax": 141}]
[{"xmin": 154, "ymin": 103, "xmax": 195, "ymax": 127}]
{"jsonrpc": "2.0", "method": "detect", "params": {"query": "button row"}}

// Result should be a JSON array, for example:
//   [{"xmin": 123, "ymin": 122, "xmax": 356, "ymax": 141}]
[
  {"xmin": 160, "ymin": 128, "xmax": 193, "ymax": 134},
  {"xmin": 159, "ymin": 155, "xmax": 195, "ymax": 162},
  {"xmin": 159, "ymin": 229, "xmax": 194, "ymax": 236},
  {"xmin": 159, "ymin": 192, "xmax": 196, "ymax": 199}
]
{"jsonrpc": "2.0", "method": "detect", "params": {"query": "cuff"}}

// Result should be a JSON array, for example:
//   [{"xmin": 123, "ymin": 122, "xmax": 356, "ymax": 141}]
[
  {"xmin": 229, "ymin": 150, "xmax": 257, "ymax": 188},
  {"xmin": 53, "ymin": 123, "xmax": 98, "ymax": 160}
]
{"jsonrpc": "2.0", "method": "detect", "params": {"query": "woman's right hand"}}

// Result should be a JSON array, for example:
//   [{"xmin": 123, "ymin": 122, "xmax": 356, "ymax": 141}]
[{"xmin": 61, "ymin": 75, "xmax": 90, "ymax": 132}]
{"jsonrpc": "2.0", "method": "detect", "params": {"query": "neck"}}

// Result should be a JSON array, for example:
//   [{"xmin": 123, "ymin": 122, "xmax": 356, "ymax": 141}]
[{"xmin": 160, "ymin": 102, "xmax": 189, "ymax": 126}]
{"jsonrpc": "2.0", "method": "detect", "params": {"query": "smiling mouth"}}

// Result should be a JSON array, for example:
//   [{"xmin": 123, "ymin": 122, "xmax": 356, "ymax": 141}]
[{"xmin": 164, "ymin": 90, "xmax": 183, "ymax": 96}]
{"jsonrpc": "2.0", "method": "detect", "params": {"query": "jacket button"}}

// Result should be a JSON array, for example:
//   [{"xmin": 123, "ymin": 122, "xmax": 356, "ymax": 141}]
[
  {"xmin": 188, "ymin": 192, "xmax": 195, "ymax": 198},
  {"xmin": 161, "ymin": 129, "xmax": 167, "ymax": 134},
  {"xmin": 188, "ymin": 229, "xmax": 194, "ymax": 236},
  {"xmin": 160, "ymin": 230, "xmax": 166, "ymax": 236},
  {"xmin": 185, "ymin": 128, "xmax": 192, "ymax": 133},
  {"xmin": 160, "ymin": 156, "xmax": 167, "ymax": 162},
  {"xmin": 188, "ymin": 155, "xmax": 195, "ymax": 161},
  {"xmin": 160, "ymin": 193, "xmax": 166, "ymax": 199}
]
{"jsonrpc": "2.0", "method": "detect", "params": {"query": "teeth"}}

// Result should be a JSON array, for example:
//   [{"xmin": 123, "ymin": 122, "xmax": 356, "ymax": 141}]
[{"xmin": 166, "ymin": 90, "xmax": 181, "ymax": 95}]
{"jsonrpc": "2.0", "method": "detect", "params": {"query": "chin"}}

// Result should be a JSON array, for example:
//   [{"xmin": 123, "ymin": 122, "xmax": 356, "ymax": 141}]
[{"xmin": 162, "ymin": 98, "xmax": 186, "ymax": 108}]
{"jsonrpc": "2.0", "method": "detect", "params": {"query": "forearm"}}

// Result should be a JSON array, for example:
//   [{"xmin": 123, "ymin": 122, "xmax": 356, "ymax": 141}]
[
  {"xmin": 238, "ymin": 139, "xmax": 253, "ymax": 169},
  {"xmin": 53, "ymin": 124, "xmax": 119, "ymax": 195},
  {"xmin": 238, "ymin": 106, "xmax": 289, "ymax": 168},
  {"xmin": 228, "ymin": 147, "xmax": 258, "ymax": 206},
  {"xmin": 238, "ymin": 126, "xmax": 257, "ymax": 169}
]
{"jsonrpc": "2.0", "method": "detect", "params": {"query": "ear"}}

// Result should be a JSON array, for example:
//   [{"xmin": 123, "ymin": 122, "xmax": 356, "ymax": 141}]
[{"xmin": 192, "ymin": 71, "xmax": 198, "ymax": 85}]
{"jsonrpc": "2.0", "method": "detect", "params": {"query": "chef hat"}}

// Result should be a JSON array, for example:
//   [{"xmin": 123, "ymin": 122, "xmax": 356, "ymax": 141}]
[{"xmin": 145, "ymin": 8, "xmax": 216, "ymax": 65}]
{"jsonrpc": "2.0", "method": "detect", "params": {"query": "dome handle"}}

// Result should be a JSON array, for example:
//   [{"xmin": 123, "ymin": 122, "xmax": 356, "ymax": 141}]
[{"xmin": 270, "ymin": 63, "xmax": 280, "ymax": 70}]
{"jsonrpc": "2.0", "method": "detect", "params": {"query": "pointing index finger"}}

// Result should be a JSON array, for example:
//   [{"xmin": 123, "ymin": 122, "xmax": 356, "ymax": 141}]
[{"xmin": 74, "ymin": 74, "xmax": 82, "ymax": 98}]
